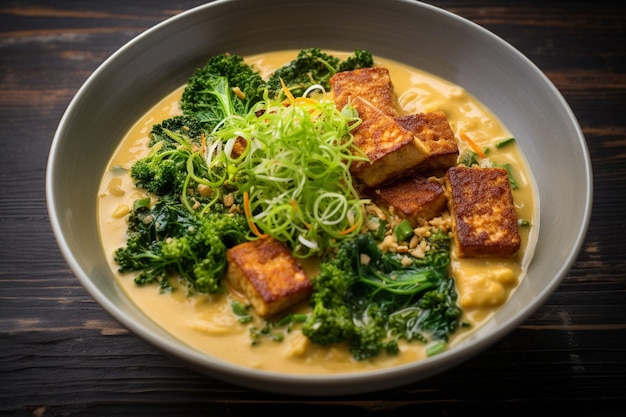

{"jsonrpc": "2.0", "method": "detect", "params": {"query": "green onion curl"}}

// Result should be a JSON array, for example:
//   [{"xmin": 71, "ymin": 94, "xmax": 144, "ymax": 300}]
[{"xmin": 201, "ymin": 91, "xmax": 368, "ymax": 258}]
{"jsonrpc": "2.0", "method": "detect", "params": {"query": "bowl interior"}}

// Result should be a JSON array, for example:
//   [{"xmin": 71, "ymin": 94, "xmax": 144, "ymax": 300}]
[{"xmin": 47, "ymin": 0, "xmax": 592, "ymax": 395}]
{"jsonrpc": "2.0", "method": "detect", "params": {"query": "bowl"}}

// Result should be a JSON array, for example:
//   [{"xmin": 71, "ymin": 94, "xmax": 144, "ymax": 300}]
[{"xmin": 46, "ymin": 0, "xmax": 592, "ymax": 396}]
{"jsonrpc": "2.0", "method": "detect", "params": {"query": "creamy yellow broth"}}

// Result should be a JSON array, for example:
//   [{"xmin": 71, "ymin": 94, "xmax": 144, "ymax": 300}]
[{"xmin": 97, "ymin": 50, "xmax": 538, "ymax": 374}]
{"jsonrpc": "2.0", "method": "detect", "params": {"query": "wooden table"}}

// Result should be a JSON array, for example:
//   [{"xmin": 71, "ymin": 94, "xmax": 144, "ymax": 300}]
[{"xmin": 1, "ymin": 1, "xmax": 624, "ymax": 415}]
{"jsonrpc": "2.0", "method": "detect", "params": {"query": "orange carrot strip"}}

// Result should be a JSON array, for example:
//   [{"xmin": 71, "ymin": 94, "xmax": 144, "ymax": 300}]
[
  {"xmin": 201, "ymin": 133, "xmax": 206, "ymax": 155},
  {"xmin": 290, "ymin": 199, "xmax": 298, "ymax": 213},
  {"xmin": 243, "ymin": 191, "xmax": 268, "ymax": 239},
  {"xmin": 339, "ymin": 221, "xmax": 360, "ymax": 236},
  {"xmin": 460, "ymin": 131, "xmax": 486, "ymax": 158},
  {"xmin": 279, "ymin": 78, "xmax": 296, "ymax": 104},
  {"xmin": 294, "ymin": 97, "xmax": 319, "ymax": 106}
]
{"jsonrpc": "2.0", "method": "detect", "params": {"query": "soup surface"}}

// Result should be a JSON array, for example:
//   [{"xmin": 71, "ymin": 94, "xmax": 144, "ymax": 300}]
[{"xmin": 98, "ymin": 50, "xmax": 538, "ymax": 374}]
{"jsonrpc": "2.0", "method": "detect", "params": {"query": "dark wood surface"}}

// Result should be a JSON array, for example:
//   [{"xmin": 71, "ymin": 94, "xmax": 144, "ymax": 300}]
[{"xmin": 1, "ymin": 1, "xmax": 625, "ymax": 416}]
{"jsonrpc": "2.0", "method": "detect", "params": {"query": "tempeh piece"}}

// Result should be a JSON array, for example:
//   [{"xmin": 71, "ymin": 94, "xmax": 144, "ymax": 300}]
[
  {"xmin": 330, "ymin": 67, "xmax": 399, "ymax": 117},
  {"xmin": 225, "ymin": 238, "xmax": 313, "ymax": 317},
  {"xmin": 445, "ymin": 166, "xmax": 521, "ymax": 258},
  {"xmin": 348, "ymin": 97, "xmax": 430, "ymax": 187},
  {"xmin": 395, "ymin": 112, "xmax": 459, "ymax": 174},
  {"xmin": 369, "ymin": 175, "xmax": 447, "ymax": 226}
]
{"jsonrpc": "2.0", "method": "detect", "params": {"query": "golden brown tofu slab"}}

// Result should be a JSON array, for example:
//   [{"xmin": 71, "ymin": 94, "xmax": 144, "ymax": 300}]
[
  {"xmin": 225, "ymin": 238, "xmax": 313, "ymax": 317},
  {"xmin": 349, "ymin": 97, "xmax": 430, "ymax": 187},
  {"xmin": 330, "ymin": 67, "xmax": 399, "ymax": 117},
  {"xmin": 396, "ymin": 112, "xmax": 459, "ymax": 174},
  {"xmin": 369, "ymin": 175, "xmax": 447, "ymax": 225},
  {"xmin": 445, "ymin": 166, "xmax": 521, "ymax": 258}
]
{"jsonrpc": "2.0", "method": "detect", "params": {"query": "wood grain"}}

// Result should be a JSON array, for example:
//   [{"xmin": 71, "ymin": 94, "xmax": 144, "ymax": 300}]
[{"xmin": 1, "ymin": 1, "xmax": 625, "ymax": 416}]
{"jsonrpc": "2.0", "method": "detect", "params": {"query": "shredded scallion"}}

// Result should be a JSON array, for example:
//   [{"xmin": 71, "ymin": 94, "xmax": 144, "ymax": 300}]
[{"xmin": 200, "ymin": 92, "xmax": 368, "ymax": 257}]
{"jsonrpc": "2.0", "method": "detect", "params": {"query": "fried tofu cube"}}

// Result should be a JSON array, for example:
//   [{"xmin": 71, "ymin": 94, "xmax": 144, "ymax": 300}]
[
  {"xmin": 330, "ymin": 67, "xmax": 431, "ymax": 187},
  {"xmin": 369, "ymin": 176, "xmax": 447, "ymax": 225},
  {"xmin": 396, "ymin": 112, "xmax": 459, "ymax": 174},
  {"xmin": 445, "ymin": 166, "xmax": 521, "ymax": 258},
  {"xmin": 330, "ymin": 67, "xmax": 399, "ymax": 117},
  {"xmin": 348, "ymin": 97, "xmax": 430, "ymax": 187},
  {"xmin": 225, "ymin": 238, "xmax": 313, "ymax": 317}
]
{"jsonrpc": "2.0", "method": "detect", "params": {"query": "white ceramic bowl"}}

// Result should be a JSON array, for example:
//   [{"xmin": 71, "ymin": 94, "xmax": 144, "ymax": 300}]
[{"xmin": 46, "ymin": 0, "xmax": 592, "ymax": 396}]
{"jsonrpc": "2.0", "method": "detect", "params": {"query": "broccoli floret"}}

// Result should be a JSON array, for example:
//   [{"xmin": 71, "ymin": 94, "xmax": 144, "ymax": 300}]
[
  {"xmin": 302, "ymin": 261, "xmax": 358, "ymax": 346},
  {"xmin": 131, "ymin": 129, "xmax": 197, "ymax": 196},
  {"xmin": 302, "ymin": 231, "xmax": 463, "ymax": 360},
  {"xmin": 338, "ymin": 48, "xmax": 374, "ymax": 72},
  {"xmin": 131, "ymin": 155, "xmax": 186, "ymax": 196},
  {"xmin": 351, "ymin": 303, "xmax": 399, "ymax": 360},
  {"xmin": 268, "ymin": 48, "xmax": 374, "ymax": 98},
  {"xmin": 130, "ymin": 116, "xmax": 212, "ymax": 197},
  {"xmin": 268, "ymin": 48, "xmax": 341, "ymax": 98},
  {"xmin": 149, "ymin": 114, "xmax": 204, "ymax": 148},
  {"xmin": 114, "ymin": 195, "xmax": 248, "ymax": 294},
  {"xmin": 196, "ymin": 53, "xmax": 267, "ymax": 104},
  {"xmin": 180, "ymin": 53, "xmax": 267, "ymax": 130}
]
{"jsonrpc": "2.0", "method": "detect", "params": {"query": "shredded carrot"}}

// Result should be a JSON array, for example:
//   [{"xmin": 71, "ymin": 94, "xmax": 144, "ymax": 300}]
[
  {"xmin": 279, "ymin": 78, "xmax": 296, "ymax": 104},
  {"xmin": 290, "ymin": 199, "xmax": 298, "ymax": 213},
  {"xmin": 201, "ymin": 133, "xmax": 206, "ymax": 155},
  {"xmin": 460, "ymin": 131, "xmax": 486, "ymax": 158},
  {"xmin": 243, "ymin": 191, "xmax": 268, "ymax": 239},
  {"xmin": 294, "ymin": 97, "xmax": 319, "ymax": 106},
  {"xmin": 339, "ymin": 221, "xmax": 360, "ymax": 236}
]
